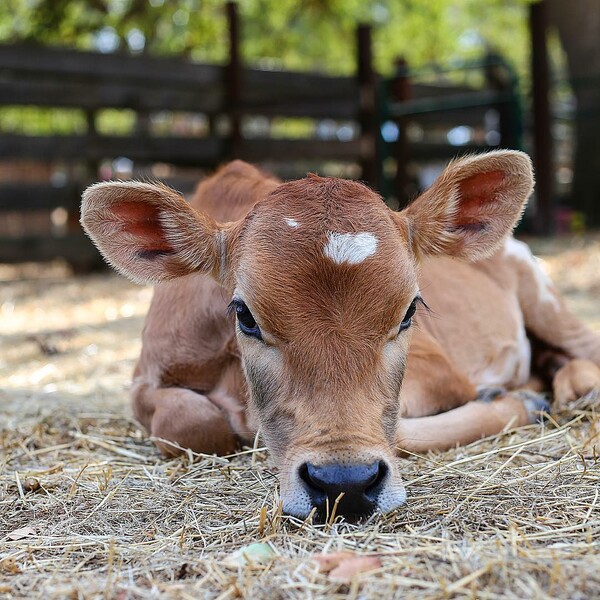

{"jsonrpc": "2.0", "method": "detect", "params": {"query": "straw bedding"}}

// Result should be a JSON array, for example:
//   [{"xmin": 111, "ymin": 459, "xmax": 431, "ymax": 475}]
[{"xmin": 1, "ymin": 235, "xmax": 599, "ymax": 599}]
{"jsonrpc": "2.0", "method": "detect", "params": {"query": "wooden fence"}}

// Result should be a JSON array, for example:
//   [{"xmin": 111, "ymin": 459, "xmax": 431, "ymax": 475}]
[{"xmin": 0, "ymin": 3, "xmax": 521, "ymax": 266}]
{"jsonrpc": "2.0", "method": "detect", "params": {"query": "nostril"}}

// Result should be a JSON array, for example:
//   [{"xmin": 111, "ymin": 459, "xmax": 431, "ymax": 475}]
[
  {"xmin": 298, "ymin": 463, "xmax": 313, "ymax": 488},
  {"xmin": 365, "ymin": 460, "xmax": 388, "ymax": 498},
  {"xmin": 298, "ymin": 463, "xmax": 325, "ymax": 498}
]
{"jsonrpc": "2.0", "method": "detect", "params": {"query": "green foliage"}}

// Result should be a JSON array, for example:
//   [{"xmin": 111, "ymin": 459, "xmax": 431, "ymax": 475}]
[
  {"xmin": 0, "ymin": 0, "xmax": 534, "ymax": 75},
  {"xmin": 95, "ymin": 109, "xmax": 137, "ymax": 135},
  {"xmin": 0, "ymin": 107, "xmax": 87, "ymax": 135},
  {"xmin": 239, "ymin": 0, "xmax": 535, "ymax": 80}
]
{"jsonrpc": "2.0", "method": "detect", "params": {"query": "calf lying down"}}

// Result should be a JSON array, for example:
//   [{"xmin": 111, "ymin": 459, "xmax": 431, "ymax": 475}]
[{"xmin": 81, "ymin": 151, "xmax": 600, "ymax": 521}]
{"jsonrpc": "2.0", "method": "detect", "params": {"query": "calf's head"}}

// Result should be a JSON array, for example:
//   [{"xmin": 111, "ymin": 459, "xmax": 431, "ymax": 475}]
[{"xmin": 81, "ymin": 151, "xmax": 533, "ymax": 521}]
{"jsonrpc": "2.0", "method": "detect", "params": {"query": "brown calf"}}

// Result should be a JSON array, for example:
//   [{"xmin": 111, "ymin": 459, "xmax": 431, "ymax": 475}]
[{"xmin": 81, "ymin": 152, "xmax": 600, "ymax": 520}]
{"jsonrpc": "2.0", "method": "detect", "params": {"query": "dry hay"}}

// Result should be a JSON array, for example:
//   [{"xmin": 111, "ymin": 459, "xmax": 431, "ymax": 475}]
[{"xmin": 1, "ymin": 235, "xmax": 600, "ymax": 599}]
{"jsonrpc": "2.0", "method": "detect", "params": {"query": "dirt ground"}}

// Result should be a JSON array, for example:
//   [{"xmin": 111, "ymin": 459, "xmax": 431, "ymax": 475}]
[{"xmin": 1, "ymin": 234, "xmax": 599, "ymax": 599}]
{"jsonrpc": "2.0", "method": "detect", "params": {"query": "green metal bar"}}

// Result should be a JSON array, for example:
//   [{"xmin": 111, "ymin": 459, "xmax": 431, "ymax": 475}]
[{"xmin": 387, "ymin": 90, "xmax": 513, "ymax": 118}]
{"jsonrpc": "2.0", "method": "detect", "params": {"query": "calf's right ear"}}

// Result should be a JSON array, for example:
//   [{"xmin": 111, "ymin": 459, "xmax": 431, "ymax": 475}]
[
  {"xmin": 81, "ymin": 181, "xmax": 232, "ymax": 285},
  {"xmin": 392, "ymin": 150, "xmax": 534, "ymax": 262}
]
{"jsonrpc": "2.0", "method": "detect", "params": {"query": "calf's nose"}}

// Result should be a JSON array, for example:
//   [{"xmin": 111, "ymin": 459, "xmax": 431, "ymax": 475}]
[{"xmin": 299, "ymin": 461, "xmax": 387, "ymax": 520}]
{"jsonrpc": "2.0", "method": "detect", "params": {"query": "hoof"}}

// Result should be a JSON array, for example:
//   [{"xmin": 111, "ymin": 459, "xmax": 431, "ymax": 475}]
[
  {"xmin": 553, "ymin": 359, "xmax": 600, "ymax": 407},
  {"xmin": 515, "ymin": 390, "xmax": 551, "ymax": 424}
]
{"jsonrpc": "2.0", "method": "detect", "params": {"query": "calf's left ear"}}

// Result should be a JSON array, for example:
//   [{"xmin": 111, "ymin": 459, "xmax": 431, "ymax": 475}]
[
  {"xmin": 81, "ymin": 181, "xmax": 230, "ymax": 284},
  {"xmin": 393, "ymin": 150, "xmax": 534, "ymax": 262}
]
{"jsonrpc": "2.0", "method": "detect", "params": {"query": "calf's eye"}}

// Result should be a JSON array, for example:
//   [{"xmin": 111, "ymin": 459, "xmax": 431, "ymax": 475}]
[
  {"xmin": 231, "ymin": 299, "xmax": 263, "ymax": 340},
  {"xmin": 399, "ymin": 298, "xmax": 418, "ymax": 333}
]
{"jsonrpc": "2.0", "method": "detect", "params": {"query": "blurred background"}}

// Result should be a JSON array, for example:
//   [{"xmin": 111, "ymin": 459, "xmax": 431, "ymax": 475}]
[{"xmin": 0, "ymin": 0, "xmax": 598, "ymax": 267}]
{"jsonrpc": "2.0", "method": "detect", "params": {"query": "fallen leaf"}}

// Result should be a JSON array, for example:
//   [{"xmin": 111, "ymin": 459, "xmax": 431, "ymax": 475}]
[
  {"xmin": 225, "ymin": 542, "xmax": 276, "ymax": 566},
  {"xmin": 314, "ymin": 551, "xmax": 382, "ymax": 582},
  {"xmin": 7, "ymin": 526, "xmax": 36, "ymax": 541},
  {"xmin": 329, "ymin": 556, "xmax": 382, "ymax": 582},
  {"xmin": 314, "ymin": 552, "xmax": 355, "ymax": 572}
]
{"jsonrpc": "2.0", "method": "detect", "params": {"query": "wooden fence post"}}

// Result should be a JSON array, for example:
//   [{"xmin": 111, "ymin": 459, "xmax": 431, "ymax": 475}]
[
  {"xmin": 530, "ymin": 0, "xmax": 553, "ymax": 234},
  {"xmin": 357, "ymin": 25, "xmax": 379, "ymax": 190},
  {"xmin": 67, "ymin": 108, "xmax": 99, "ymax": 233},
  {"xmin": 483, "ymin": 52, "xmax": 520, "ymax": 150},
  {"xmin": 226, "ymin": 1, "xmax": 242, "ymax": 159},
  {"xmin": 392, "ymin": 57, "xmax": 413, "ymax": 209}
]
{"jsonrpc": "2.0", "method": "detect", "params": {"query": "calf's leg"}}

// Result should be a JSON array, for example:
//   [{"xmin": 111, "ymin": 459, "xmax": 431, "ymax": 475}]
[
  {"xmin": 396, "ymin": 391, "xmax": 549, "ymax": 454},
  {"xmin": 400, "ymin": 332, "xmax": 478, "ymax": 417},
  {"xmin": 509, "ymin": 239, "xmax": 600, "ymax": 364},
  {"xmin": 398, "ymin": 329, "xmax": 549, "ymax": 452},
  {"xmin": 506, "ymin": 239, "xmax": 600, "ymax": 403},
  {"xmin": 132, "ymin": 383, "xmax": 238, "ymax": 457}
]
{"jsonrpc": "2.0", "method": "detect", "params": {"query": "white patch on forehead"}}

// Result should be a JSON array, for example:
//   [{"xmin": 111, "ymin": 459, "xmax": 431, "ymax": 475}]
[
  {"xmin": 324, "ymin": 231, "xmax": 378, "ymax": 265},
  {"xmin": 284, "ymin": 218, "xmax": 299, "ymax": 228},
  {"xmin": 503, "ymin": 237, "xmax": 560, "ymax": 310}
]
